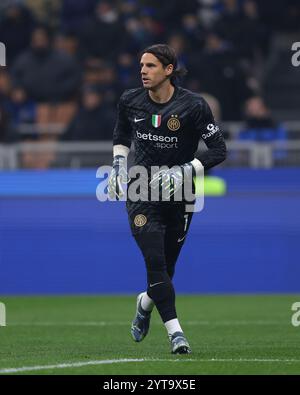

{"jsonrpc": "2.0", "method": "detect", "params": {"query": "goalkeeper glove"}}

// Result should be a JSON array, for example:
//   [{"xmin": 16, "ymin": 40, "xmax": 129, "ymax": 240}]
[
  {"xmin": 108, "ymin": 155, "xmax": 130, "ymax": 199},
  {"xmin": 149, "ymin": 162, "xmax": 194, "ymax": 198}
]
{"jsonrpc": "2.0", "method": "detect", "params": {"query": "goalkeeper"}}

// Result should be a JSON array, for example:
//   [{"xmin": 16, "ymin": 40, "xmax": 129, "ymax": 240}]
[{"xmin": 108, "ymin": 44, "xmax": 226, "ymax": 354}]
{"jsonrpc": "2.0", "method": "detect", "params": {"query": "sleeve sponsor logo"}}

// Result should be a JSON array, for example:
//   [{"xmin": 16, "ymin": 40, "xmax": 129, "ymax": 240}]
[{"xmin": 202, "ymin": 123, "xmax": 219, "ymax": 139}]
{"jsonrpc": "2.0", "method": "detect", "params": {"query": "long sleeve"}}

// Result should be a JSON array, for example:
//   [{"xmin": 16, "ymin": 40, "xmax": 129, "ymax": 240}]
[
  {"xmin": 193, "ymin": 99, "xmax": 227, "ymax": 170},
  {"xmin": 113, "ymin": 92, "xmax": 132, "ymax": 149}
]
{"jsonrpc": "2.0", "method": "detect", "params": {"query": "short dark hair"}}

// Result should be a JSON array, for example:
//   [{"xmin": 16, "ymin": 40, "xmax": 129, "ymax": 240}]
[{"xmin": 141, "ymin": 44, "xmax": 187, "ymax": 84}]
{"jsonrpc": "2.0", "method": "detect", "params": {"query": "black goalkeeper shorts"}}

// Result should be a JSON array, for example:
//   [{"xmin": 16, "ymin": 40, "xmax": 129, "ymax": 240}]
[{"xmin": 126, "ymin": 200, "xmax": 194, "ymax": 237}]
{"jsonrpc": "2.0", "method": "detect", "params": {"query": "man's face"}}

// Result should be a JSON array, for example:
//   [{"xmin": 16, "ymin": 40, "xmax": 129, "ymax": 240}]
[
  {"xmin": 140, "ymin": 53, "xmax": 173, "ymax": 90},
  {"xmin": 31, "ymin": 29, "xmax": 49, "ymax": 50},
  {"xmin": 83, "ymin": 91, "xmax": 102, "ymax": 110}
]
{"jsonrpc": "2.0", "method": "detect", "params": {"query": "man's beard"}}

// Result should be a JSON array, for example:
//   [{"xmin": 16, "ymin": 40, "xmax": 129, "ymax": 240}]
[{"xmin": 144, "ymin": 76, "xmax": 169, "ymax": 91}]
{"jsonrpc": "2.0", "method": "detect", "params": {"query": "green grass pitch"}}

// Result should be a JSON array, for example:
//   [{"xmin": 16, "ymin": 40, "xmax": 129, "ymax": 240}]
[{"xmin": 0, "ymin": 295, "xmax": 300, "ymax": 375}]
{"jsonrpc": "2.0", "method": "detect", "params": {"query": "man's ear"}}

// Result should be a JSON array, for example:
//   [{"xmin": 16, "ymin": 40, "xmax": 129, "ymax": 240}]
[{"xmin": 165, "ymin": 64, "xmax": 174, "ymax": 77}]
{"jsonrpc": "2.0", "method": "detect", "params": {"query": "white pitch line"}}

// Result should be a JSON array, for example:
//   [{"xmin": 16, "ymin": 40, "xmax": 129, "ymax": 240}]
[
  {"xmin": 0, "ymin": 359, "xmax": 144, "ymax": 374},
  {"xmin": 9, "ymin": 321, "xmax": 129, "ymax": 326},
  {"xmin": 8, "ymin": 320, "xmax": 285, "ymax": 327},
  {"xmin": 207, "ymin": 358, "xmax": 300, "ymax": 363},
  {"xmin": 0, "ymin": 358, "xmax": 191, "ymax": 374},
  {"xmin": 1, "ymin": 357, "xmax": 300, "ymax": 374}
]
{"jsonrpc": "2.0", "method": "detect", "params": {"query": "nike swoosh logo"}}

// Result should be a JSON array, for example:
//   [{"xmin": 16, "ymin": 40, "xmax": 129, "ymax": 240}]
[
  {"xmin": 134, "ymin": 117, "xmax": 146, "ymax": 123},
  {"xmin": 149, "ymin": 282, "xmax": 164, "ymax": 288},
  {"xmin": 177, "ymin": 235, "xmax": 186, "ymax": 243}
]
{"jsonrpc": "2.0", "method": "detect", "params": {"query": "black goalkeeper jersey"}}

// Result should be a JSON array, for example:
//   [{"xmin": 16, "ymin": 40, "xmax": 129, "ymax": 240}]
[{"xmin": 113, "ymin": 85, "xmax": 226, "ymax": 170}]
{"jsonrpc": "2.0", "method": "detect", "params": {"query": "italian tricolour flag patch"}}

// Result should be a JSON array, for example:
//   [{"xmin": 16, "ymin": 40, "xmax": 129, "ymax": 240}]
[{"xmin": 152, "ymin": 114, "xmax": 161, "ymax": 128}]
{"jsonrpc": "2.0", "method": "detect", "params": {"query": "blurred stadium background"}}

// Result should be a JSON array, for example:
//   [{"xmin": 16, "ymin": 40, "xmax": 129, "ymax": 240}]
[{"xmin": 0, "ymin": 0, "xmax": 300, "ymax": 295}]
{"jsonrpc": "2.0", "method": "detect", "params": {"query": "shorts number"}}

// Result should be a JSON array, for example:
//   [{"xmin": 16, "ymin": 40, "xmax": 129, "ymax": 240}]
[{"xmin": 184, "ymin": 214, "xmax": 189, "ymax": 232}]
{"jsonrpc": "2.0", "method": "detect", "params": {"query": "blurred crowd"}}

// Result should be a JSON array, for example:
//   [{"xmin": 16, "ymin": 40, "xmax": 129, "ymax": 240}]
[{"xmin": 0, "ymin": 0, "xmax": 299, "ymax": 155}]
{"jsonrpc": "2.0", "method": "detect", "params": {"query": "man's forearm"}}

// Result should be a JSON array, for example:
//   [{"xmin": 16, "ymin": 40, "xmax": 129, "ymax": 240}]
[
  {"xmin": 197, "ymin": 138, "xmax": 227, "ymax": 170},
  {"xmin": 197, "ymin": 147, "xmax": 226, "ymax": 170}
]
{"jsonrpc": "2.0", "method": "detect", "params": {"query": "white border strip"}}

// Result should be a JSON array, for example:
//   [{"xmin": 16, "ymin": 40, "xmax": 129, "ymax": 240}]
[{"xmin": 1, "ymin": 357, "xmax": 300, "ymax": 374}]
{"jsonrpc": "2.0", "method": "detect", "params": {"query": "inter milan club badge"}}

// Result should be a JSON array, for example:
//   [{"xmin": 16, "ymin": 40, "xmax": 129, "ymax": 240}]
[
  {"xmin": 167, "ymin": 115, "xmax": 180, "ymax": 131},
  {"xmin": 134, "ymin": 214, "xmax": 147, "ymax": 227},
  {"xmin": 152, "ymin": 114, "xmax": 161, "ymax": 128}
]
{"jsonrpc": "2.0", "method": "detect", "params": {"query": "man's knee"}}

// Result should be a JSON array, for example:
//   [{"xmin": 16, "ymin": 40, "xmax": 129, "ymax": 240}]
[{"xmin": 134, "ymin": 231, "xmax": 166, "ymax": 271}]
